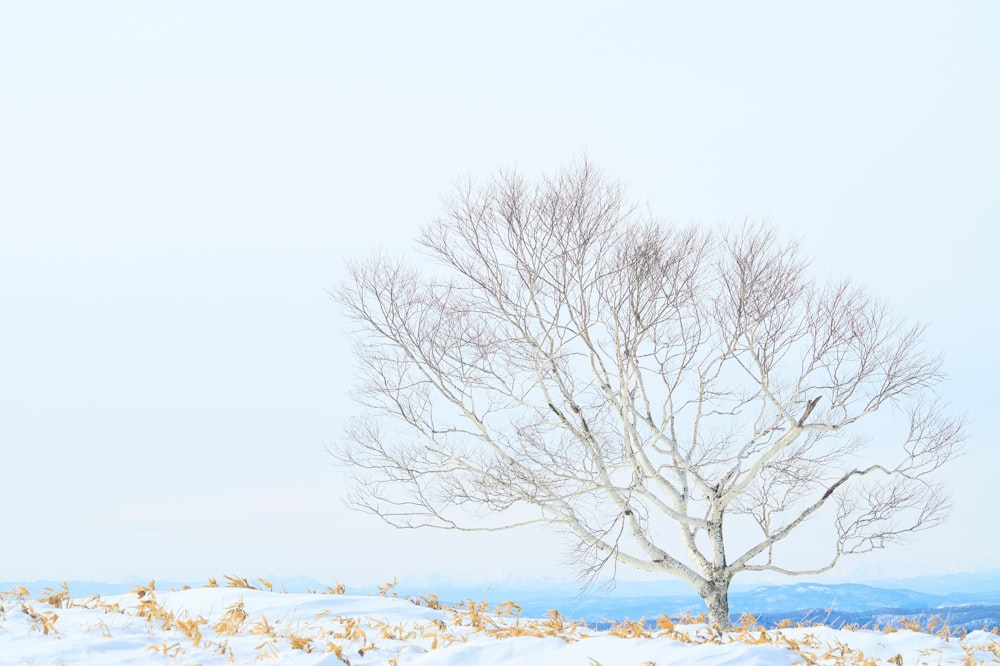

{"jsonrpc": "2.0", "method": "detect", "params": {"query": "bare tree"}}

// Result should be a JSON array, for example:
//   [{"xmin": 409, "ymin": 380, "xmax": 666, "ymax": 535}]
[{"xmin": 333, "ymin": 162, "xmax": 964, "ymax": 628}]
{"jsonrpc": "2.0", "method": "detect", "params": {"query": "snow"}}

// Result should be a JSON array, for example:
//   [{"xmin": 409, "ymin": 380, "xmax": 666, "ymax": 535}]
[{"xmin": 2, "ymin": 583, "xmax": 999, "ymax": 665}]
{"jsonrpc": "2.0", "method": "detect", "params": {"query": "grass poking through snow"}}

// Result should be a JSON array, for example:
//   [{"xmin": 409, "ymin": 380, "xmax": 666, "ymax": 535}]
[{"xmin": 2, "ymin": 576, "xmax": 1000, "ymax": 664}]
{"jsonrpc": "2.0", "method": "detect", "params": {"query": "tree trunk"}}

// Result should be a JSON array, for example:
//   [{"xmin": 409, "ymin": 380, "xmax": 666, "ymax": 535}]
[{"xmin": 700, "ymin": 578, "xmax": 732, "ymax": 630}]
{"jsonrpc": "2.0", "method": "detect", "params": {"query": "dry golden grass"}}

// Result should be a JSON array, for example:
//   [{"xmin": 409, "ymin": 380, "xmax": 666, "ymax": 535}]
[
  {"xmin": 377, "ymin": 576, "xmax": 398, "ymax": 597},
  {"xmin": 212, "ymin": 600, "xmax": 248, "ymax": 636},
  {"xmin": 38, "ymin": 582, "xmax": 71, "ymax": 609},
  {"xmin": 2, "ymin": 575, "xmax": 1000, "ymax": 664},
  {"xmin": 20, "ymin": 601, "xmax": 59, "ymax": 636}
]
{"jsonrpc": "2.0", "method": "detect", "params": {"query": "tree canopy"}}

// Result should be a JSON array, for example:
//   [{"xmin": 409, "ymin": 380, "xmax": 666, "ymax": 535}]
[{"xmin": 334, "ymin": 162, "xmax": 964, "ymax": 628}]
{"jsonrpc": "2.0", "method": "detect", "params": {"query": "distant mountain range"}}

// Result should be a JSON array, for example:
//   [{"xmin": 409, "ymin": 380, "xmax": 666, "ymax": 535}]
[
  {"xmin": 551, "ymin": 583, "xmax": 1000, "ymax": 631},
  {"xmin": 5, "ymin": 575, "xmax": 1000, "ymax": 631},
  {"xmin": 400, "ymin": 575, "xmax": 1000, "ymax": 630}
]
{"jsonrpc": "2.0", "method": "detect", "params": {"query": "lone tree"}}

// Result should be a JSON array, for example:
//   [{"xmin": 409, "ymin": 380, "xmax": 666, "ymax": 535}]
[{"xmin": 334, "ymin": 162, "xmax": 963, "ymax": 628}]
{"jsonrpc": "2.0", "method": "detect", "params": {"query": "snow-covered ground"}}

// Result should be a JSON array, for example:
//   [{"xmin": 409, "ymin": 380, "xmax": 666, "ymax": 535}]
[{"xmin": 3, "ymin": 580, "xmax": 1000, "ymax": 665}]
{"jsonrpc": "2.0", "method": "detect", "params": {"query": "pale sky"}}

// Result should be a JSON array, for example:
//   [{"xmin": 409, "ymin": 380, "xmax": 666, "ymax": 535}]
[{"xmin": 2, "ymin": 2, "xmax": 997, "ymax": 588}]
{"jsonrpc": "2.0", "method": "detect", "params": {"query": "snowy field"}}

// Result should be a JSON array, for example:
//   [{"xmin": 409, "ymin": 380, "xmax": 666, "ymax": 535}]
[{"xmin": 3, "ymin": 579, "xmax": 1000, "ymax": 665}]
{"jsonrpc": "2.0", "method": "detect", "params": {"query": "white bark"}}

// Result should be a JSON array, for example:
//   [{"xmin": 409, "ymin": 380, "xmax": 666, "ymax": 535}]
[{"xmin": 333, "ymin": 162, "xmax": 964, "ymax": 629}]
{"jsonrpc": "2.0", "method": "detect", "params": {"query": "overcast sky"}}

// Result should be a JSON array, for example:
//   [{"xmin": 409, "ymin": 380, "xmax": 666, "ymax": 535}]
[{"xmin": 2, "ymin": 2, "xmax": 997, "ymax": 588}]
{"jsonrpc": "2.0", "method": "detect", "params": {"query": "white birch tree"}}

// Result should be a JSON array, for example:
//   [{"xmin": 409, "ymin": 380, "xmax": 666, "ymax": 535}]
[{"xmin": 333, "ymin": 162, "xmax": 964, "ymax": 628}]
